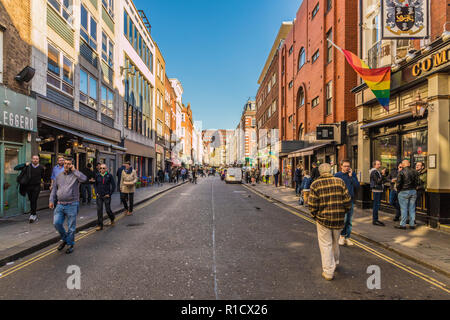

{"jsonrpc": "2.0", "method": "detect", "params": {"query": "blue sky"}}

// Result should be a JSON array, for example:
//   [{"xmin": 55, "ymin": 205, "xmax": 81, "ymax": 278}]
[{"xmin": 133, "ymin": 0, "xmax": 303, "ymax": 130}]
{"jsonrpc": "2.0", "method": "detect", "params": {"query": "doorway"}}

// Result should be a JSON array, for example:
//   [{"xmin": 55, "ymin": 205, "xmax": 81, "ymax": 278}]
[{"xmin": 1, "ymin": 144, "xmax": 26, "ymax": 217}]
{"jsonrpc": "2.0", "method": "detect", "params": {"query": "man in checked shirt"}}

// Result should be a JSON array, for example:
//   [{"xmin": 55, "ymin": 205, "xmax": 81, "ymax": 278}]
[{"xmin": 308, "ymin": 163, "xmax": 352, "ymax": 281}]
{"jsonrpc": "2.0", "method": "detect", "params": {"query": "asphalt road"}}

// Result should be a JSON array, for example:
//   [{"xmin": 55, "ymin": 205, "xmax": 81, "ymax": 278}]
[{"xmin": 0, "ymin": 176, "xmax": 448, "ymax": 299}]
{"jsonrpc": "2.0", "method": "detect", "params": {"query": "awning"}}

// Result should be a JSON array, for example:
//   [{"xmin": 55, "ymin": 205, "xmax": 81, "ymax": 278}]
[
  {"xmin": 360, "ymin": 112, "xmax": 413, "ymax": 130},
  {"xmin": 288, "ymin": 143, "xmax": 330, "ymax": 158},
  {"xmin": 41, "ymin": 121, "xmax": 125, "ymax": 150}
]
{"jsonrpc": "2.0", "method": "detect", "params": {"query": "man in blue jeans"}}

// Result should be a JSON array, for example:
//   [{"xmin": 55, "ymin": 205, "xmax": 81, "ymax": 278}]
[
  {"xmin": 395, "ymin": 159, "xmax": 419, "ymax": 230},
  {"xmin": 370, "ymin": 160, "xmax": 386, "ymax": 226},
  {"xmin": 335, "ymin": 159, "xmax": 360, "ymax": 246},
  {"xmin": 49, "ymin": 158, "xmax": 87, "ymax": 254}
]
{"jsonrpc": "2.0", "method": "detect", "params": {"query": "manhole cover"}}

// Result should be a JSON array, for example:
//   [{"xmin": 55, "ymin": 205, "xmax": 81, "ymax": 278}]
[{"xmin": 126, "ymin": 223, "xmax": 145, "ymax": 227}]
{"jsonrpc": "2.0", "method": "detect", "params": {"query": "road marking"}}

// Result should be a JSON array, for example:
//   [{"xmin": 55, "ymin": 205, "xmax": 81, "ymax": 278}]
[
  {"xmin": 242, "ymin": 184, "xmax": 450, "ymax": 294},
  {"xmin": 0, "ymin": 186, "xmax": 180, "ymax": 280}
]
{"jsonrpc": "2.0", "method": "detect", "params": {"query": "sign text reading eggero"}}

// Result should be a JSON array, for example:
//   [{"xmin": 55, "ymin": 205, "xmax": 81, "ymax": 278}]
[
  {"xmin": 0, "ymin": 84, "xmax": 37, "ymax": 132},
  {"xmin": 0, "ymin": 110, "xmax": 34, "ymax": 131},
  {"xmin": 412, "ymin": 47, "xmax": 450, "ymax": 77}
]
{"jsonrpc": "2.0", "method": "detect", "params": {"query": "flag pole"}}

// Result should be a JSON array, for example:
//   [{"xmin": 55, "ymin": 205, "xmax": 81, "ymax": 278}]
[{"xmin": 326, "ymin": 38, "xmax": 344, "ymax": 55}]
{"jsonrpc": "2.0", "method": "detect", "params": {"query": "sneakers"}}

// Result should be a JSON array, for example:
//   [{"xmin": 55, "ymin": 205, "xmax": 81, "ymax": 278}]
[
  {"xmin": 338, "ymin": 235, "xmax": 345, "ymax": 246},
  {"xmin": 57, "ymin": 241, "xmax": 67, "ymax": 251},
  {"xmin": 96, "ymin": 226, "xmax": 103, "ymax": 231},
  {"xmin": 65, "ymin": 246, "xmax": 74, "ymax": 254},
  {"xmin": 322, "ymin": 272, "xmax": 334, "ymax": 281},
  {"xmin": 345, "ymin": 238, "xmax": 354, "ymax": 246},
  {"xmin": 373, "ymin": 220, "xmax": 385, "ymax": 226},
  {"xmin": 29, "ymin": 214, "xmax": 38, "ymax": 223},
  {"xmin": 395, "ymin": 225, "xmax": 407, "ymax": 230}
]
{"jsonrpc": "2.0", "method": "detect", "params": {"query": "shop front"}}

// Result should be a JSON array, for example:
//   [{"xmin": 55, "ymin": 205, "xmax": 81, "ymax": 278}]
[
  {"xmin": 124, "ymin": 138, "xmax": 155, "ymax": 183},
  {"xmin": 355, "ymin": 41, "xmax": 450, "ymax": 227},
  {"xmin": 0, "ymin": 85, "xmax": 37, "ymax": 217}
]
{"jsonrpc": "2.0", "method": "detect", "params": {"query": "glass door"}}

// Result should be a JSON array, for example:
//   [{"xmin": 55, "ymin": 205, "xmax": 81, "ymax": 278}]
[{"xmin": 2, "ymin": 146, "xmax": 22, "ymax": 217}]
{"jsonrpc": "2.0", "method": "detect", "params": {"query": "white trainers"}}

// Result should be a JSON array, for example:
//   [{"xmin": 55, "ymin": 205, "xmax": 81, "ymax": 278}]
[
  {"xmin": 322, "ymin": 272, "xmax": 334, "ymax": 281},
  {"xmin": 29, "ymin": 214, "xmax": 38, "ymax": 223},
  {"xmin": 345, "ymin": 238, "xmax": 354, "ymax": 246},
  {"xmin": 338, "ymin": 235, "xmax": 345, "ymax": 246}
]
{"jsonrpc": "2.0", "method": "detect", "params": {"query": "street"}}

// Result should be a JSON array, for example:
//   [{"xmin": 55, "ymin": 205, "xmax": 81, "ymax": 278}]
[{"xmin": 0, "ymin": 176, "xmax": 448, "ymax": 300}]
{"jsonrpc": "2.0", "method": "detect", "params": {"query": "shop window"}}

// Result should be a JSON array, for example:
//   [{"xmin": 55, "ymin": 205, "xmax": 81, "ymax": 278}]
[
  {"xmin": 402, "ymin": 130, "xmax": 427, "ymax": 167},
  {"xmin": 39, "ymin": 154, "xmax": 53, "ymax": 191},
  {"xmin": 373, "ymin": 135, "xmax": 398, "ymax": 173},
  {"xmin": 80, "ymin": 5, "xmax": 97, "ymax": 50},
  {"xmin": 47, "ymin": 43, "xmax": 73, "ymax": 96},
  {"xmin": 48, "ymin": 0, "xmax": 73, "ymax": 24},
  {"xmin": 58, "ymin": 136, "xmax": 73, "ymax": 155}
]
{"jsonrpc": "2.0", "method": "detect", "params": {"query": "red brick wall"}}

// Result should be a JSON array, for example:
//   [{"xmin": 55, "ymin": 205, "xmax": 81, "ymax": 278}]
[
  {"xmin": 0, "ymin": 0, "xmax": 31, "ymax": 95},
  {"xmin": 280, "ymin": 0, "xmax": 358, "ymax": 160}
]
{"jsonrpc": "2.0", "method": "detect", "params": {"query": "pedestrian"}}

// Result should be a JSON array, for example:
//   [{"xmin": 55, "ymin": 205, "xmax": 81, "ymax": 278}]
[
  {"xmin": 80, "ymin": 163, "xmax": 95, "ymax": 205},
  {"xmin": 157, "ymin": 168, "xmax": 164, "ymax": 186},
  {"xmin": 251, "ymin": 168, "xmax": 256, "ymax": 186},
  {"xmin": 94, "ymin": 164, "xmax": 116, "ymax": 231},
  {"xmin": 93, "ymin": 162, "xmax": 102, "ymax": 197},
  {"xmin": 49, "ymin": 158, "xmax": 87, "ymax": 254},
  {"xmin": 299, "ymin": 170, "xmax": 312, "ymax": 205},
  {"xmin": 308, "ymin": 163, "xmax": 352, "ymax": 281},
  {"xmin": 395, "ymin": 159, "xmax": 420, "ymax": 230},
  {"xmin": 165, "ymin": 169, "xmax": 170, "ymax": 183},
  {"xmin": 334, "ymin": 159, "xmax": 360, "ymax": 247},
  {"xmin": 49, "ymin": 156, "xmax": 66, "ymax": 206},
  {"xmin": 370, "ymin": 160, "xmax": 386, "ymax": 226},
  {"xmin": 116, "ymin": 164, "xmax": 125, "ymax": 191},
  {"xmin": 294, "ymin": 164, "xmax": 303, "ymax": 196},
  {"xmin": 120, "ymin": 161, "xmax": 137, "ymax": 216},
  {"xmin": 311, "ymin": 162, "xmax": 320, "ymax": 182},
  {"xmin": 192, "ymin": 169, "xmax": 197, "ymax": 184},
  {"xmin": 415, "ymin": 161, "xmax": 427, "ymax": 207},
  {"xmin": 265, "ymin": 167, "xmax": 270, "ymax": 184},
  {"xmin": 181, "ymin": 167, "xmax": 187, "ymax": 182},
  {"xmin": 273, "ymin": 167, "xmax": 280, "ymax": 187},
  {"xmin": 15, "ymin": 155, "xmax": 45, "ymax": 223},
  {"xmin": 388, "ymin": 162, "xmax": 402, "ymax": 221},
  {"xmin": 255, "ymin": 168, "xmax": 260, "ymax": 184}
]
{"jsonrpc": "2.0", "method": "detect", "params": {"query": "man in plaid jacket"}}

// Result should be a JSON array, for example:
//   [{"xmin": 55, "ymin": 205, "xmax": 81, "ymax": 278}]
[{"xmin": 308, "ymin": 163, "xmax": 352, "ymax": 280}]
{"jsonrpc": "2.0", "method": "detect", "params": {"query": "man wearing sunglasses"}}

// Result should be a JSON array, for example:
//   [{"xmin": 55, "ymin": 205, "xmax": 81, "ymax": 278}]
[{"xmin": 94, "ymin": 164, "xmax": 116, "ymax": 231}]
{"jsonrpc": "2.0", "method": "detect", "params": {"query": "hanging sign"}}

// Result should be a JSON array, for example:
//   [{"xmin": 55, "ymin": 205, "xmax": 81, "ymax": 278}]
[{"xmin": 381, "ymin": 0, "xmax": 430, "ymax": 39}]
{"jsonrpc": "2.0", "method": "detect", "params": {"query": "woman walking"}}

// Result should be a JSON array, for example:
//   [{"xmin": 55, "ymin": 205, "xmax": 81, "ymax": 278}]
[{"xmin": 120, "ymin": 161, "xmax": 137, "ymax": 216}]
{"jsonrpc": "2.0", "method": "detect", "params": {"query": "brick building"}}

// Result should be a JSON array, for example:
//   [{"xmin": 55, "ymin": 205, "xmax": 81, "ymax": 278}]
[
  {"xmin": 279, "ymin": 0, "xmax": 358, "ymax": 187},
  {"xmin": 0, "ymin": 0, "xmax": 38, "ymax": 217},
  {"xmin": 256, "ymin": 22, "xmax": 292, "ymax": 173}
]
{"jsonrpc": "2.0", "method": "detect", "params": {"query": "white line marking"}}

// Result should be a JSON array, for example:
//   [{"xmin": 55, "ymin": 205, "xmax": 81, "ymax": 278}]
[{"xmin": 211, "ymin": 179, "xmax": 219, "ymax": 300}]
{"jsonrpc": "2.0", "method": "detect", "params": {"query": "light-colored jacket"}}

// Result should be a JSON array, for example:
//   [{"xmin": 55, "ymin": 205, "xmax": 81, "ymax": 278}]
[{"xmin": 120, "ymin": 169, "xmax": 137, "ymax": 193}]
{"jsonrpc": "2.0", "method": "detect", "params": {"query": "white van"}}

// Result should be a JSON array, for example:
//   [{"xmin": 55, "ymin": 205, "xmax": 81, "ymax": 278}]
[{"xmin": 225, "ymin": 167, "xmax": 242, "ymax": 184}]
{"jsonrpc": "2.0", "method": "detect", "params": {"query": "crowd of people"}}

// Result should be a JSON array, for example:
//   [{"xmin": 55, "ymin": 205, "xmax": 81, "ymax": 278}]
[{"xmin": 14, "ymin": 155, "xmax": 209, "ymax": 254}]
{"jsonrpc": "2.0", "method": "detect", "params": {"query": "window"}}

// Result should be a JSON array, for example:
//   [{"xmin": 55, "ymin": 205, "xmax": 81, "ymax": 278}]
[
  {"xmin": 372, "ymin": 15, "xmax": 379, "ymax": 46},
  {"xmin": 298, "ymin": 47, "xmax": 306, "ymax": 70},
  {"xmin": 47, "ymin": 44, "xmax": 73, "ymax": 96},
  {"xmin": 148, "ymin": 51, "xmax": 153, "ymax": 73},
  {"xmin": 271, "ymin": 73, "xmax": 276, "ymax": 86},
  {"xmin": 326, "ymin": 81, "xmax": 333, "ymax": 115},
  {"xmin": 288, "ymin": 115, "xmax": 293, "ymax": 123},
  {"xmin": 326, "ymin": 29, "xmax": 333, "ymax": 63},
  {"xmin": 312, "ymin": 49, "xmax": 320, "ymax": 63},
  {"xmin": 101, "ymin": 85, "xmax": 114, "ymax": 118},
  {"xmin": 0, "ymin": 30, "xmax": 3, "ymax": 83},
  {"xmin": 48, "ymin": 0, "xmax": 73, "ymax": 24},
  {"xmin": 297, "ymin": 87, "xmax": 305, "ymax": 108},
  {"xmin": 182, "ymin": 113, "xmax": 185, "ymax": 122},
  {"xmin": 312, "ymin": 3, "xmax": 320, "ymax": 18},
  {"xmin": 81, "ymin": 5, "xmax": 97, "ymax": 49},
  {"xmin": 102, "ymin": 0, "xmax": 114, "ymax": 18},
  {"xmin": 79, "ymin": 68, "xmax": 98, "ymax": 109},
  {"xmin": 289, "ymin": 80, "xmax": 293, "ymax": 89},
  {"xmin": 289, "ymin": 45, "xmax": 293, "ymax": 55},
  {"xmin": 181, "ymin": 127, "xmax": 185, "ymax": 137},
  {"xmin": 124, "ymin": 10, "xmax": 128, "ymax": 35},
  {"xmin": 312, "ymin": 96, "xmax": 319, "ymax": 107},
  {"xmin": 102, "ymin": 32, "xmax": 114, "ymax": 67},
  {"xmin": 165, "ymin": 111, "xmax": 170, "ymax": 126},
  {"xmin": 327, "ymin": 0, "xmax": 332, "ymax": 12},
  {"xmin": 272, "ymin": 100, "xmax": 277, "ymax": 114}
]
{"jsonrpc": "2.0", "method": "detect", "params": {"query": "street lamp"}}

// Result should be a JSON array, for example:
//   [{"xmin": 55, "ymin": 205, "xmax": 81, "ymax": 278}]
[{"xmin": 409, "ymin": 92, "xmax": 428, "ymax": 118}]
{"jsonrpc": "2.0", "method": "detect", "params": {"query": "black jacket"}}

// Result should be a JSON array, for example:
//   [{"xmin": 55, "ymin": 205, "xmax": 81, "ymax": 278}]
[
  {"xmin": 94, "ymin": 172, "xmax": 116, "ymax": 197},
  {"xmin": 396, "ymin": 167, "xmax": 419, "ymax": 192},
  {"xmin": 81, "ymin": 167, "xmax": 95, "ymax": 184},
  {"xmin": 370, "ymin": 169, "xmax": 384, "ymax": 191},
  {"xmin": 311, "ymin": 167, "xmax": 320, "ymax": 182},
  {"xmin": 387, "ymin": 168, "xmax": 399, "ymax": 190}
]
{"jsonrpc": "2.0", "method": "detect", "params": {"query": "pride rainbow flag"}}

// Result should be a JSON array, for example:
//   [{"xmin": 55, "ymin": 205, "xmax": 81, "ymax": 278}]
[{"xmin": 328, "ymin": 40, "xmax": 391, "ymax": 111}]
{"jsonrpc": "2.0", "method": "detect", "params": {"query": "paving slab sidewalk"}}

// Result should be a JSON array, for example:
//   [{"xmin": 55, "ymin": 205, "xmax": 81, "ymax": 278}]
[
  {"xmin": 0, "ymin": 182, "xmax": 187, "ymax": 267},
  {"xmin": 246, "ymin": 183, "xmax": 450, "ymax": 277}
]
